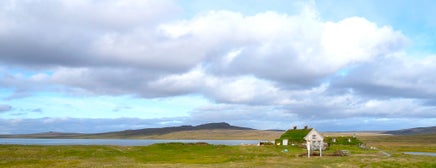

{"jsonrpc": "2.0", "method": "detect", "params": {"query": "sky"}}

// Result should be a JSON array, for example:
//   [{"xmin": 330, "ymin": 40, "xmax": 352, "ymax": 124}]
[{"xmin": 1, "ymin": 0, "xmax": 436, "ymax": 134}]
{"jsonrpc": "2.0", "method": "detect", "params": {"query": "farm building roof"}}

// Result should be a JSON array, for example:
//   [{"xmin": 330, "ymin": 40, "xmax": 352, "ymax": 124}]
[{"xmin": 278, "ymin": 128, "xmax": 313, "ymax": 143}]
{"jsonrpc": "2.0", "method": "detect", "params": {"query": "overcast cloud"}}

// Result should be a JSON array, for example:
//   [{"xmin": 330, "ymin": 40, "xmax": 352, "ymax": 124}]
[
  {"xmin": 0, "ymin": 0, "xmax": 435, "ymax": 133},
  {"xmin": 0, "ymin": 104, "xmax": 11, "ymax": 112}
]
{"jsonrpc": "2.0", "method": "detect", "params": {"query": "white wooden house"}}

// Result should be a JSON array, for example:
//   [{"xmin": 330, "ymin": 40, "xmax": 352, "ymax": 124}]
[{"xmin": 304, "ymin": 128, "xmax": 325, "ymax": 157}]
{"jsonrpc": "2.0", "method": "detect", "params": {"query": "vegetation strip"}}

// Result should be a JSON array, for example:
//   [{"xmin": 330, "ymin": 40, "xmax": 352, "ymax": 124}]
[{"xmin": 1, "ymin": 134, "xmax": 435, "ymax": 167}]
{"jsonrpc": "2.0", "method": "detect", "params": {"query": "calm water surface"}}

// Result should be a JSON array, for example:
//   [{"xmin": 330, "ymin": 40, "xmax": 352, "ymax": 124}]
[
  {"xmin": 403, "ymin": 152, "xmax": 436, "ymax": 156},
  {"xmin": 0, "ymin": 138, "xmax": 259, "ymax": 146}
]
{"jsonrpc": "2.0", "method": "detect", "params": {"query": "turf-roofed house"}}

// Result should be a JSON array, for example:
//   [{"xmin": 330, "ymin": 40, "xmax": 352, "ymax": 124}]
[
  {"xmin": 276, "ymin": 126, "xmax": 326, "ymax": 157},
  {"xmin": 276, "ymin": 126, "xmax": 323, "ymax": 146},
  {"xmin": 276, "ymin": 125, "xmax": 364, "ymax": 157}
]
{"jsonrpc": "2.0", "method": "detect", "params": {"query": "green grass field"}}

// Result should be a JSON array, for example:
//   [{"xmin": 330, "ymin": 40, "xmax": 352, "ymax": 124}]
[{"xmin": 1, "ymin": 134, "xmax": 435, "ymax": 167}]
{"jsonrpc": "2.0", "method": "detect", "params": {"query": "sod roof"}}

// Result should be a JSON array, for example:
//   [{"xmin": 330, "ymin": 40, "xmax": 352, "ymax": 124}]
[{"xmin": 278, "ymin": 128, "xmax": 312, "ymax": 143}]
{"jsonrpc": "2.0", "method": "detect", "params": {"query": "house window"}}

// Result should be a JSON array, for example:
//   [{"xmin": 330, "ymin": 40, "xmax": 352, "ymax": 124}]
[{"xmin": 312, "ymin": 135, "xmax": 316, "ymax": 139}]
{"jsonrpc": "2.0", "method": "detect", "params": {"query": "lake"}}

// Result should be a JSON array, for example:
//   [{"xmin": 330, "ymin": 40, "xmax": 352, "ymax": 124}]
[
  {"xmin": 403, "ymin": 152, "xmax": 436, "ymax": 157},
  {"xmin": 0, "ymin": 138, "xmax": 260, "ymax": 146}
]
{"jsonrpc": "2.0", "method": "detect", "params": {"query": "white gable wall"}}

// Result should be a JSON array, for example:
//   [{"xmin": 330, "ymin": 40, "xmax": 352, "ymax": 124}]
[{"xmin": 304, "ymin": 129, "xmax": 324, "ymax": 142}]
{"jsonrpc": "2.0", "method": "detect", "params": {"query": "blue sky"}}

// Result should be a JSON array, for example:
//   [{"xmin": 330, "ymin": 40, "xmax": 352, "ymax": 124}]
[{"xmin": 1, "ymin": 0, "xmax": 436, "ymax": 133}]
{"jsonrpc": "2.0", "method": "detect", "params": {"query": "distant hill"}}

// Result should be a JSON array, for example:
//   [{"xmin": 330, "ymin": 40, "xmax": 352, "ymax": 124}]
[
  {"xmin": 91, "ymin": 122, "xmax": 254, "ymax": 138},
  {"xmin": 383, "ymin": 126, "xmax": 436, "ymax": 135},
  {"xmin": 0, "ymin": 122, "xmax": 263, "ymax": 139},
  {"xmin": 0, "ymin": 131, "xmax": 84, "ymax": 139}
]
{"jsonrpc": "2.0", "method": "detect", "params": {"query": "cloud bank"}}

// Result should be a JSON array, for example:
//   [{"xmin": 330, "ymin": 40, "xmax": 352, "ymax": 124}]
[{"xmin": 0, "ymin": 0, "xmax": 435, "ymax": 133}]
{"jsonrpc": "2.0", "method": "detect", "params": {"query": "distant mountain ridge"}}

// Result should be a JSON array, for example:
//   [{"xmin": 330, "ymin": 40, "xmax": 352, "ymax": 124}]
[
  {"xmin": 0, "ymin": 122, "xmax": 255, "ymax": 139},
  {"xmin": 94, "ymin": 122, "xmax": 254, "ymax": 137},
  {"xmin": 383, "ymin": 126, "xmax": 436, "ymax": 135},
  {"xmin": 3, "ymin": 123, "xmax": 434, "ymax": 139}
]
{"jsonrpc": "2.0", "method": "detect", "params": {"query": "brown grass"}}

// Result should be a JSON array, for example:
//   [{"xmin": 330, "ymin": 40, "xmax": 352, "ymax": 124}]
[
  {"xmin": 1, "ymin": 133, "xmax": 435, "ymax": 167},
  {"xmin": 134, "ymin": 129, "xmax": 284, "ymax": 140}
]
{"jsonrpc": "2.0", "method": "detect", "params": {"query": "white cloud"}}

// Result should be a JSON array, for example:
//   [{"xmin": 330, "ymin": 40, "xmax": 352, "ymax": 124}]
[
  {"xmin": 332, "ymin": 54, "xmax": 436, "ymax": 98},
  {"xmin": 91, "ymin": 28, "xmax": 205, "ymax": 72},
  {"xmin": 50, "ymin": 67, "xmax": 158, "ymax": 96},
  {"xmin": 148, "ymin": 67, "xmax": 292, "ymax": 104},
  {"xmin": 0, "ymin": 0, "xmax": 435, "ymax": 132},
  {"xmin": 147, "ymin": 67, "xmax": 207, "ymax": 95},
  {"xmin": 159, "ymin": 10, "xmax": 406, "ymax": 85},
  {"xmin": 206, "ymin": 76, "xmax": 290, "ymax": 104},
  {"xmin": 0, "ymin": 0, "xmax": 180, "ymax": 68},
  {"xmin": 0, "ymin": 1, "xmax": 408, "ymax": 99},
  {"xmin": 321, "ymin": 17, "xmax": 407, "ymax": 70}
]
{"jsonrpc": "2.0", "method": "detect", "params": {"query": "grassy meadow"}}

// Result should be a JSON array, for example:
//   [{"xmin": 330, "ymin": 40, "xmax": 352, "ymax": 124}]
[{"xmin": 1, "ymin": 134, "xmax": 435, "ymax": 167}]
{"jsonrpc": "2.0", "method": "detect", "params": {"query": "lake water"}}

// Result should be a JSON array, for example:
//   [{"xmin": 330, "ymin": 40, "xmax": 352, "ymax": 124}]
[
  {"xmin": 0, "ymin": 138, "xmax": 260, "ymax": 146},
  {"xmin": 403, "ymin": 152, "xmax": 436, "ymax": 157}
]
